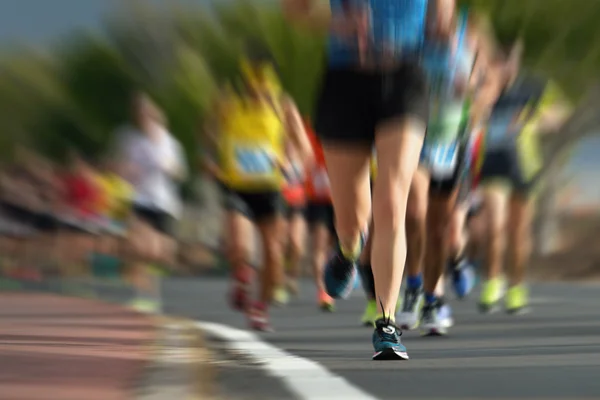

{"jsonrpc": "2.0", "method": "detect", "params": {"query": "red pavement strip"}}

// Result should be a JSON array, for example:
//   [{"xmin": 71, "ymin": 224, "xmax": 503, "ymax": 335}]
[{"xmin": 0, "ymin": 293, "xmax": 157, "ymax": 400}]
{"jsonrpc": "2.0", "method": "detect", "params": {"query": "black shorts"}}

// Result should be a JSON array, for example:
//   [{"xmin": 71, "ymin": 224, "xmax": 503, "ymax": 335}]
[
  {"xmin": 284, "ymin": 204, "xmax": 305, "ymax": 219},
  {"xmin": 305, "ymin": 202, "xmax": 336, "ymax": 236},
  {"xmin": 223, "ymin": 187, "xmax": 284, "ymax": 222},
  {"xmin": 479, "ymin": 147, "xmax": 535, "ymax": 194},
  {"xmin": 427, "ymin": 143, "xmax": 470, "ymax": 201},
  {"xmin": 133, "ymin": 205, "xmax": 175, "ymax": 235},
  {"xmin": 315, "ymin": 64, "xmax": 429, "ymax": 145}
]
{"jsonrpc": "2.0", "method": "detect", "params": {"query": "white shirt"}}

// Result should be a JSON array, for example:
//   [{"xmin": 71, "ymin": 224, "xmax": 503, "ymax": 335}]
[{"xmin": 115, "ymin": 124, "xmax": 187, "ymax": 218}]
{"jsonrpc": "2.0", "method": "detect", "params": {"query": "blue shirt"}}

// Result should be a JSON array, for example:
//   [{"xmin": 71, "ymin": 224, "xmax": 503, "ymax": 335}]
[{"xmin": 327, "ymin": 0, "xmax": 428, "ymax": 68}]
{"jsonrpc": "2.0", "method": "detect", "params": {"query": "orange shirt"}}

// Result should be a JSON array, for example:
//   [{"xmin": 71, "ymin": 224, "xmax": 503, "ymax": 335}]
[{"xmin": 305, "ymin": 125, "xmax": 331, "ymax": 203}]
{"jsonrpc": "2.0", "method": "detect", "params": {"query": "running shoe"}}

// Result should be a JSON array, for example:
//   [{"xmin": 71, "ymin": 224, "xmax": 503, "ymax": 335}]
[
  {"xmin": 323, "ymin": 235, "xmax": 365, "ymax": 299},
  {"xmin": 478, "ymin": 277, "xmax": 504, "ymax": 313},
  {"xmin": 229, "ymin": 265, "xmax": 252, "ymax": 312},
  {"xmin": 397, "ymin": 285, "xmax": 424, "ymax": 330},
  {"xmin": 248, "ymin": 302, "xmax": 273, "ymax": 332},
  {"xmin": 318, "ymin": 289, "xmax": 335, "ymax": 312},
  {"xmin": 361, "ymin": 299, "xmax": 378, "ymax": 326},
  {"xmin": 129, "ymin": 297, "xmax": 161, "ymax": 314},
  {"xmin": 505, "ymin": 284, "xmax": 529, "ymax": 314},
  {"xmin": 450, "ymin": 257, "xmax": 476, "ymax": 299},
  {"xmin": 273, "ymin": 286, "xmax": 290, "ymax": 307},
  {"xmin": 372, "ymin": 313, "xmax": 408, "ymax": 360},
  {"xmin": 420, "ymin": 298, "xmax": 453, "ymax": 336}
]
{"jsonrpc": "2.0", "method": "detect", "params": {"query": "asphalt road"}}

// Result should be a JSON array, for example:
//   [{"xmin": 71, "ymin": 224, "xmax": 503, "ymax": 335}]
[{"xmin": 163, "ymin": 278, "xmax": 600, "ymax": 400}]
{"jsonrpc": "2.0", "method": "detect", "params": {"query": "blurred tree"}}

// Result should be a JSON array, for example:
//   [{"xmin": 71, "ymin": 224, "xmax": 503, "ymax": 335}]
[
  {"xmin": 0, "ymin": 50, "xmax": 66, "ymax": 160},
  {"xmin": 56, "ymin": 34, "xmax": 136, "ymax": 156}
]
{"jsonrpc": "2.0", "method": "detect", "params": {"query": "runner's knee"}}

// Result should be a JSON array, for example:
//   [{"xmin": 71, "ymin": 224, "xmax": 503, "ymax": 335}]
[{"xmin": 372, "ymin": 171, "xmax": 412, "ymax": 231}]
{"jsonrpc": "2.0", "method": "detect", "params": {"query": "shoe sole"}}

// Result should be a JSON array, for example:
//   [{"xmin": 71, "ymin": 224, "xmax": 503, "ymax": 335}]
[
  {"xmin": 373, "ymin": 347, "xmax": 409, "ymax": 361},
  {"xmin": 506, "ymin": 305, "xmax": 530, "ymax": 315},
  {"xmin": 397, "ymin": 311, "xmax": 420, "ymax": 331},
  {"xmin": 421, "ymin": 318, "xmax": 453, "ymax": 336},
  {"xmin": 422, "ymin": 327, "xmax": 448, "ymax": 336},
  {"xmin": 478, "ymin": 302, "xmax": 501, "ymax": 314},
  {"xmin": 320, "ymin": 303, "xmax": 335, "ymax": 313}
]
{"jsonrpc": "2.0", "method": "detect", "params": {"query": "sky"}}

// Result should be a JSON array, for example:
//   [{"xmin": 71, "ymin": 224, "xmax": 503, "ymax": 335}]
[
  {"xmin": 0, "ymin": 0, "xmax": 216, "ymax": 46},
  {"xmin": 0, "ymin": 0, "xmax": 598, "ymax": 207}
]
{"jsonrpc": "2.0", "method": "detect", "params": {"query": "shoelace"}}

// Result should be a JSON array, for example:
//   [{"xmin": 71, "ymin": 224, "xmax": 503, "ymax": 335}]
[{"xmin": 377, "ymin": 298, "xmax": 401, "ymax": 344}]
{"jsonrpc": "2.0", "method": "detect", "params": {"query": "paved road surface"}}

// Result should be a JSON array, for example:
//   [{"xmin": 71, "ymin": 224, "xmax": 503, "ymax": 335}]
[
  {"xmin": 0, "ymin": 293, "xmax": 155, "ymax": 400},
  {"xmin": 163, "ymin": 278, "xmax": 600, "ymax": 400}
]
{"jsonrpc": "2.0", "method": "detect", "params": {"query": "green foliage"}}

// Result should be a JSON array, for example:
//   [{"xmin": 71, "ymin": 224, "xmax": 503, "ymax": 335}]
[
  {"xmin": 1, "ymin": 0, "xmax": 598, "ymax": 176},
  {"xmin": 460, "ymin": 0, "xmax": 600, "ymax": 99}
]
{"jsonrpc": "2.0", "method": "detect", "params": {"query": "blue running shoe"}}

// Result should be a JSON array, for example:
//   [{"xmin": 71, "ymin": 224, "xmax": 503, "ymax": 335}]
[
  {"xmin": 323, "ymin": 251, "xmax": 357, "ymax": 299},
  {"xmin": 323, "ymin": 235, "xmax": 365, "ymax": 299},
  {"xmin": 353, "ymin": 271, "xmax": 362, "ymax": 289},
  {"xmin": 372, "ymin": 316, "xmax": 408, "ymax": 360},
  {"xmin": 450, "ymin": 257, "xmax": 476, "ymax": 299}
]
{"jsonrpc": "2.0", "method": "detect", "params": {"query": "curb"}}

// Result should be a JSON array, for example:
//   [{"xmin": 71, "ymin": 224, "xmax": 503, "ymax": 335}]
[{"xmin": 134, "ymin": 314, "xmax": 217, "ymax": 400}]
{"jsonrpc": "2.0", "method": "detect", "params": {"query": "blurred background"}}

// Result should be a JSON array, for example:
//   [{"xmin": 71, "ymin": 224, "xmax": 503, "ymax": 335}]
[
  {"xmin": 1, "ymin": 0, "xmax": 599, "ymax": 288},
  {"xmin": 1, "ymin": 0, "xmax": 600, "ymax": 399}
]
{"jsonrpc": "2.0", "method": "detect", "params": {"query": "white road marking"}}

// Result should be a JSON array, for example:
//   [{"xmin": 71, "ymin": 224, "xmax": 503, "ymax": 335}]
[{"xmin": 196, "ymin": 321, "xmax": 378, "ymax": 400}]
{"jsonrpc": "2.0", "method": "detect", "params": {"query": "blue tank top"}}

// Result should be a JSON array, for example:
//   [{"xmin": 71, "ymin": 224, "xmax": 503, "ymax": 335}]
[{"xmin": 327, "ymin": 0, "xmax": 428, "ymax": 68}]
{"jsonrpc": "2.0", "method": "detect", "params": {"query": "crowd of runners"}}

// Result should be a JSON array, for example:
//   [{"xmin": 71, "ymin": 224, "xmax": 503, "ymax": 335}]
[
  {"xmin": 205, "ymin": 0, "xmax": 567, "ymax": 361},
  {"xmin": 0, "ymin": 0, "xmax": 568, "ymax": 361},
  {"xmin": 0, "ymin": 94, "xmax": 187, "ymax": 312}
]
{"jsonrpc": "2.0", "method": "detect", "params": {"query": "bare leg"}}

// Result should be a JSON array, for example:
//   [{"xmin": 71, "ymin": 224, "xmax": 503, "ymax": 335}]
[
  {"xmin": 479, "ymin": 184, "xmax": 510, "ymax": 310},
  {"xmin": 506, "ymin": 193, "xmax": 534, "ymax": 287},
  {"xmin": 405, "ymin": 169, "xmax": 429, "ymax": 283},
  {"xmin": 286, "ymin": 213, "xmax": 306, "ymax": 295},
  {"xmin": 371, "ymin": 120, "xmax": 425, "ymax": 318}
]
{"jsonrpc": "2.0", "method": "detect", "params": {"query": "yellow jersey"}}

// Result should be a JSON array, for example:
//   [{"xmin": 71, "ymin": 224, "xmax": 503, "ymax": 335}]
[
  {"xmin": 218, "ymin": 97, "xmax": 286, "ymax": 191},
  {"xmin": 97, "ymin": 173, "xmax": 133, "ymax": 220},
  {"xmin": 517, "ymin": 80, "xmax": 566, "ymax": 180}
]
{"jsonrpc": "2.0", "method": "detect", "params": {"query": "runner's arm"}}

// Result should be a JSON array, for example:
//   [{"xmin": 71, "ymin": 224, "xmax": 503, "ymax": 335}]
[
  {"xmin": 281, "ymin": 95, "xmax": 314, "ymax": 169},
  {"xmin": 200, "ymin": 104, "xmax": 223, "ymax": 179}
]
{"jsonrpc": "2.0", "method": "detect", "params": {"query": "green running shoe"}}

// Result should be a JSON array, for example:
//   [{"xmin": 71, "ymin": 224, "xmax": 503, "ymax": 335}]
[
  {"xmin": 505, "ymin": 284, "xmax": 529, "ymax": 314},
  {"xmin": 478, "ymin": 278, "xmax": 503, "ymax": 313}
]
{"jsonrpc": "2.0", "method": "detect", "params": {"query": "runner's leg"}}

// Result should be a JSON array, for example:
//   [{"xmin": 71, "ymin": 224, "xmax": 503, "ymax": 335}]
[
  {"xmin": 421, "ymin": 188, "xmax": 458, "ymax": 335},
  {"xmin": 479, "ymin": 183, "xmax": 509, "ymax": 312},
  {"xmin": 253, "ymin": 192, "xmax": 285, "ymax": 331},
  {"xmin": 358, "ymin": 218, "xmax": 377, "ymax": 325},
  {"xmin": 223, "ymin": 191, "xmax": 255, "ymax": 312},
  {"xmin": 307, "ymin": 203, "xmax": 335, "ymax": 311},
  {"xmin": 397, "ymin": 169, "xmax": 428, "ymax": 329},
  {"xmin": 505, "ymin": 191, "xmax": 534, "ymax": 313},
  {"xmin": 286, "ymin": 209, "xmax": 306, "ymax": 295},
  {"xmin": 447, "ymin": 202, "xmax": 476, "ymax": 299}
]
